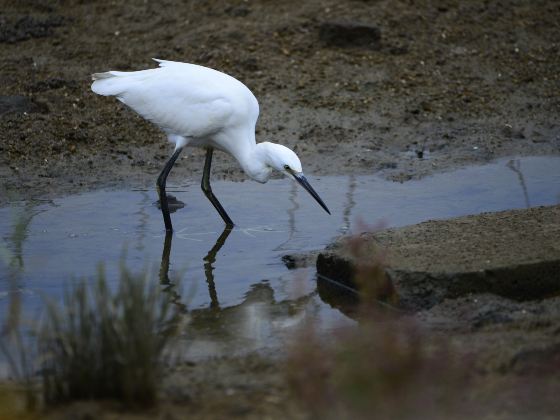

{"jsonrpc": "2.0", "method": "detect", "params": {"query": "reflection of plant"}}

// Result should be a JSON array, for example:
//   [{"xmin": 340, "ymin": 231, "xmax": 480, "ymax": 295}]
[
  {"xmin": 0, "ymin": 324, "xmax": 37, "ymax": 412},
  {"xmin": 0, "ymin": 240, "xmax": 13, "ymax": 268},
  {"xmin": 1, "ymin": 201, "xmax": 41, "ymax": 412},
  {"xmin": 3, "ymin": 202, "xmax": 38, "ymax": 271},
  {"xmin": 39, "ymin": 264, "xmax": 182, "ymax": 407},
  {"xmin": 2, "ymin": 202, "xmax": 37, "ymax": 325}
]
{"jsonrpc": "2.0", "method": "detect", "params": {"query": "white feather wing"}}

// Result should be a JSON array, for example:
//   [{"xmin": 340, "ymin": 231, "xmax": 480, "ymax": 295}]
[{"xmin": 91, "ymin": 61, "xmax": 258, "ymax": 138}]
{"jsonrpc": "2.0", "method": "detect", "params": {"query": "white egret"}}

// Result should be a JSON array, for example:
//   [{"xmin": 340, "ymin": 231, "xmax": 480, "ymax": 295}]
[{"xmin": 91, "ymin": 59, "xmax": 330, "ymax": 232}]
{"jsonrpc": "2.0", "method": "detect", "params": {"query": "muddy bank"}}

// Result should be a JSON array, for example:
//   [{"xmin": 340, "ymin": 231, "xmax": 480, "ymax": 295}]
[
  {"xmin": 312, "ymin": 205, "xmax": 560, "ymax": 418},
  {"xmin": 1, "ymin": 0, "xmax": 559, "ymax": 205},
  {"xmin": 317, "ymin": 205, "xmax": 560, "ymax": 310}
]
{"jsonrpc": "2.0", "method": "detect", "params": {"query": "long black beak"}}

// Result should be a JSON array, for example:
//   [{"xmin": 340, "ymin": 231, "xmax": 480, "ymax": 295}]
[{"xmin": 293, "ymin": 173, "xmax": 331, "ymax": 214}]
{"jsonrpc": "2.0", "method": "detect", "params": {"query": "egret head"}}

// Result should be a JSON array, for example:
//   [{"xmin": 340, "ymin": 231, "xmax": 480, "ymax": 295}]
[
  {"xmin": 258, "ymin": 142, "xmax": 330, "ymax": 215},
  {"xmin": 264, "ymin": 143, "xmax": 303, "ymax": 176}
]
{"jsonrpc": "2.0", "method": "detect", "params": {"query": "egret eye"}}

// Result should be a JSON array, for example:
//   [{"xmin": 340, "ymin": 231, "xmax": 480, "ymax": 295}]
[{"xmin": 283, "ymin": 165, "xmax": 290, "ymax": 170}]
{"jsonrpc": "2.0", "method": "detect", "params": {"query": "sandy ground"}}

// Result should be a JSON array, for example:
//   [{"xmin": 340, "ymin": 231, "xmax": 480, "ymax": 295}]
[{"xmin": 1, "ymin": 0, "xmax": 559, "ymax": 418}]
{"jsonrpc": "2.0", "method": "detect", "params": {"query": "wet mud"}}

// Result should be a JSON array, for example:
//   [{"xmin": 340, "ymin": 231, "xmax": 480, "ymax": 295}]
[
  {"xmin": 1, "ymin": 0, "xmax": 559, "ymax": 204},
  {"xmin": 1, "ymin": 0, "xmax": 560, "ymax": 418}
]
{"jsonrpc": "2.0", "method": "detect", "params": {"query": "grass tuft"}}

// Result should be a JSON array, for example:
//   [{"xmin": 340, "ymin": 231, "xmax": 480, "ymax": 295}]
[
  {"xmin": 287, "ymin": 313, "xmax": 466, "ymax": 419},
  {"xmin": 37, "ymin": 264, "xmax": 182, "ymax": 407}
]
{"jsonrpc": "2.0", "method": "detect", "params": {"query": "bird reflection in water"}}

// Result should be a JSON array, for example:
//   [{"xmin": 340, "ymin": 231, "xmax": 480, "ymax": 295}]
[
  {"xmin": 157, "ymin": 228, "xmax": 312, "ymax": 358},
  {"xmin": 202, "ymin": 227, "xmax": 232, "ymax": 310},
  {"xmin": 158, "ymin": 226, "xmax": 232, "ymax": 313}
]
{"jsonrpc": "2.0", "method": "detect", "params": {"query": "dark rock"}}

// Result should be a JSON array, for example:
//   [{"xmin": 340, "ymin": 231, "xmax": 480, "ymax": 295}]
[
  {"xmin": 30, "ymin": 78, "xmax": 77, "ymax": 92},
  {"xmin": 282, "ymin": 251, "xmax": 318, "ymax": 269},
  {"xmin": 0, "ymin": 15, "xmax": 64, "ymax": 43},
  {"xmin": 319, "ymin": 21, "xmax": 381, "ymax": 49},
  {"xmin": 155, "ymin": 194, "xmax": 185, "ymax": 214},
  {"xmin": 282, "ymin": 255, "xmax": 297, "ymax": 269},
  {"xmin": 0, "ymin": 95, "xmax": 46, "ymax": 117}
]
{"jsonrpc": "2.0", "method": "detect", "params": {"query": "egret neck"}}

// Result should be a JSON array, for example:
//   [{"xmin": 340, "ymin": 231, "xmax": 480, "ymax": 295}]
[
  {"xmin": 240, "ymin": 142, "xmax": 274, "ymax": 183},
  {"xmin": 231, "ymin": 141, "xmax": 301, "ymax": 184}
]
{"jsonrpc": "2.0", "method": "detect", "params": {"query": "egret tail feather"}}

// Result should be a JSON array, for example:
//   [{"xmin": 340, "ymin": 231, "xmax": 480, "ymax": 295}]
[{"xmin": 91, "ymin": 72, "xmax": 115, "ymax": 81}]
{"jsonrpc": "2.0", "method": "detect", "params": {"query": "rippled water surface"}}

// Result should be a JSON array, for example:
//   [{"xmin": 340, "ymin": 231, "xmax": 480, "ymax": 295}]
[{"xmin": 1, "ymin": 156, "xmax": 559, "ymax": 358}]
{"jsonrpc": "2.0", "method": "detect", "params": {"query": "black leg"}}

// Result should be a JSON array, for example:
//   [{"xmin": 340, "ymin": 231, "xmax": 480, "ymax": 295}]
[
  {"xmin": 158, "ymin": 231, "xmax": 173, "ymax": 285},
  {"xmin": 201, "ymin": 148, "xmax": 234, "ymax": 226},
  {"xmin": 157, "ymin": 147, "xmax": 183, "ymax": 232}
]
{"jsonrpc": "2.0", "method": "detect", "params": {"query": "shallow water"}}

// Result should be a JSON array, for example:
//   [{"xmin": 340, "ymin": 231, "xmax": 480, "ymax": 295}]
[{"xmin": 1, "ymin": 156, "xmax": 559, "ymax": 358}]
